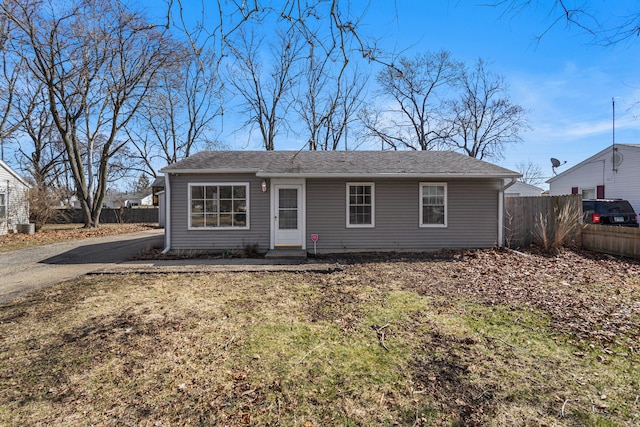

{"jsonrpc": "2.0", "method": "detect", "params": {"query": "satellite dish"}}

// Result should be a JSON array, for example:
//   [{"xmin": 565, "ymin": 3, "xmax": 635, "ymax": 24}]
[
  {"xmin": 613, "ymin": 152, "xmax": 623, "ymax": 167},
  {"xmin": 550, "ymin": 157, "xmax": 567, "ymax": 175}
]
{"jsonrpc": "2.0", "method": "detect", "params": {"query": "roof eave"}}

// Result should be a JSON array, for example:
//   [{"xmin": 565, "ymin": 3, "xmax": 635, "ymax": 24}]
[
  {"xmin": 159, "ymin": 168, "xmax": 519, "ymax": 180},
  {"xmin": 159, "ymin": 168, "xmax": 260, "ymax": 174},
  {"xmin": 0, "ymin": 159, "xmax": 31, "ymax": 187},
  {"xmin": 256, "ymin": 172, "xmax": 520, "ymax": 179}
]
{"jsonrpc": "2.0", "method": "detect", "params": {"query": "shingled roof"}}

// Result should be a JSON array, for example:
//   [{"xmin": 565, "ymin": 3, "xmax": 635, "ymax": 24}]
[{"xmin": 160, "ymin": 150, "xmax": 520, "ymax": 179}]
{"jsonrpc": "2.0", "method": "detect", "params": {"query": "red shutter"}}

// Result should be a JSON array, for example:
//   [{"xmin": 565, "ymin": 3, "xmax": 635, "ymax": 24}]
[
  {"xmin": 596, "ymin": 185, "xmax": 605, "ymax": 199},
  {"xmin": 571, "ymin": 187, "xmax": 579, "ymax": 195}
]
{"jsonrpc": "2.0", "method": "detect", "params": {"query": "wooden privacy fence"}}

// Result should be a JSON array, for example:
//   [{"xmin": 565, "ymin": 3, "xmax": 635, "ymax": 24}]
[
  {"xmin": 100, "ymin": 207, "xmax": 159, "ymax": 224},
  {"xmin": 54, "ymin": 207, "xmax": 159, "ymax": 224},
  {"xmin": 582, "ymin": 224, "xmax": 640, "ymax": 259},
  {"xmin": 504, "ymin": 195, "xmax": 582, "ymax": 248}
]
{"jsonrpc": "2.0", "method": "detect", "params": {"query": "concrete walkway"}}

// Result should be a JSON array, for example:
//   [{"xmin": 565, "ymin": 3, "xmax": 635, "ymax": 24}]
[{"xmin": 96, "ymin": 258, "xmax": 341, "ymax": 274}]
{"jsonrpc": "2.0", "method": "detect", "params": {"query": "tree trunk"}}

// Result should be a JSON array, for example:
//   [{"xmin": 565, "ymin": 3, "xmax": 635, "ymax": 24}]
[{"xmin": 81, "ymin": 203, "xmax": 94, "ymax": 228}]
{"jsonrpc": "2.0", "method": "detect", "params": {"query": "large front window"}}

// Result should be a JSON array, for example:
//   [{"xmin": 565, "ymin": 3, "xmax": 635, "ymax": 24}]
[
  {"xmin": 189, "ymin": 183, "xmax": 248, "ymax": 229},
  {"xmin": 347, "ymin": 183, "xmax": 375, "ymax": 228},
  {"xmin": 420, "ymin": 183, "xmax": 447, "ymax": 227}
]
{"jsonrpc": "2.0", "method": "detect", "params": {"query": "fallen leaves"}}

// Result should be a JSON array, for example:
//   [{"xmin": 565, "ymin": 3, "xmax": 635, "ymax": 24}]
[
  {"xmin": 1, "ymin": 247, "xmax": 638, "ymax": 426},
  {"xmin": 0, "ymin": 223, "xmax": 155, "ymax": 252},
  {"xmin": 332, "ymin": 248, "xmax": 640, "ymax": 353}
]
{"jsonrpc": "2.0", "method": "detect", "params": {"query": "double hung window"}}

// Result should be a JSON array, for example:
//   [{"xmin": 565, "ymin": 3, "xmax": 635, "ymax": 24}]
[
  {"xmin": 0, "ymin": 193, "xmax": 6, "ymax": 219},
  {"xmin": 346, "ymin": 183, "xmax": 374, "ymax": 228},
  {"xmin": 420, "ymin": 183, "xmax": 447, "ymax": 227}
]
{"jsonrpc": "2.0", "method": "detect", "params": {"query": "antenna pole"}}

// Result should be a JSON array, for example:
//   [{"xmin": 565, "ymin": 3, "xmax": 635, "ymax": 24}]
[{"xmin": 612, "ymin": 97, "xmax": 616, "ymax": 172}]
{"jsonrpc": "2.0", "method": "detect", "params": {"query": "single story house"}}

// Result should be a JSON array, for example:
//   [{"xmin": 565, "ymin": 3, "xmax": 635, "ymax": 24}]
[
  {"xmin": 0, "ymin": 159, "xmax": 30, "ymax": 235},
  {"xmin": 547, "ymin": 144, "xmax": 640, "ymax": 213},
  {"xmin": 505, "ymin": 181, "xmax": 545, "ymax": 197},
  {"xmin": 159, "ymin": 151, "xmax": 520, "ymax": 254}
]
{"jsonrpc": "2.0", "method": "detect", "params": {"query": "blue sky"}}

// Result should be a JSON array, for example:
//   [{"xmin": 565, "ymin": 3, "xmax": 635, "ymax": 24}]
[
  {"xmin": 202, "ymin": 1, "xmax": 640, "ymax": 186},
  {"xmin": 360, "ymin": 1, "xmax": 640, "ymax": 186},
  {"xmin": 8, "ymin": 1, "xmax": 638, "ymax": 190}
]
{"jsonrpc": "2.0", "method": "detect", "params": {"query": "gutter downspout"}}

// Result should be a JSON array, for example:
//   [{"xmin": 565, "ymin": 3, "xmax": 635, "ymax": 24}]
[
  {"xmin": 498, "ymin": 178, "xmax": 517, "ymax": 247},
  {"xmin": 162, "ymin": 174, "xmax": 171, "ymax": 254}
]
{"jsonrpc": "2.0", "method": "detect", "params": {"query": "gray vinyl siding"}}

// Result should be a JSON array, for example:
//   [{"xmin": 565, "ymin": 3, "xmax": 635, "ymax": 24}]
[
  {"xmin": 168, "ymin": 173, "xmax": 270, "ymax": 251},
  {"xmin": 305, "ymin": 178, "xmax": 500, "ymax": 250},
  {"xmin": 169, "ymin": 174, "xmax": 502, "ymax": 252}
]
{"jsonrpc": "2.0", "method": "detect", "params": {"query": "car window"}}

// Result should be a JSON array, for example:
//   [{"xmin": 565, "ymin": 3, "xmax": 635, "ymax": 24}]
[{"xmin": 602, "ymin": 201, "xmax": 634, "ymax": 214}]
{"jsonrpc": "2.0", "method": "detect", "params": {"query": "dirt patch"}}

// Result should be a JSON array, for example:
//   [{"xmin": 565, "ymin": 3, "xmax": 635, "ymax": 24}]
[
  {"xmin": 411, "ymin": 329, "xmax": 495, "ymax": 426},
  {"xmin": 307, "ymin": 279, "xmax": 365, "ymax": 331}
]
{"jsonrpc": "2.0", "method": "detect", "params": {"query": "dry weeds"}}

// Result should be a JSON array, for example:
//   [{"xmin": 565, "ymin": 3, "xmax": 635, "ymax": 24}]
[{"xmin": 1, "ymin": 248, "xmax": 639, "ymax": 426}]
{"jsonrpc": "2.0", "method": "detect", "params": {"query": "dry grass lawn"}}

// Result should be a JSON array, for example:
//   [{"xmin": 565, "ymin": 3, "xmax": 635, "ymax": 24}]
[{"xmin": 0, "ymin": 249, "xmax": 639, "ymax": 426}]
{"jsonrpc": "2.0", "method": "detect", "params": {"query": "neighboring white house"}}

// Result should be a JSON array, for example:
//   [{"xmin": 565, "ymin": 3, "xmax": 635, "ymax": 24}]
[
  {"xmin": 0, "ymin": 159, "xmax": 30, "ymax": 235},
  {"xmin": 547, "ymin": 144, "xmax": 640, "ymax": 213},
  {"xmin": 505, "ymin": 181, "xmax": 545, "ymax": 197},
  {"xmin": 123, "ymin": 192, "xmax": 153, "ymax": 207},
  {"xmin": 140, "ymin": 194, "xmax": 154, "ymax": 206},
  {"xmin": 101, "ymin": 192, "xmax": 154, "ymax": 208}
]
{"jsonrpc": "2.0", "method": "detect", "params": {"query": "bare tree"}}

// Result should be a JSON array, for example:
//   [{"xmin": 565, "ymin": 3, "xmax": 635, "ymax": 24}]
[
  {"xmin": 16, "ymin": 84, "xmax": 67, "ymax": 189},
  {"xmin": 5, "ymin": 33, "xmax": 70, "ymax": 231},
  {"xmin": 295, "ymin": 48, "xmax": 367, "ymax": 150},
  {"xmin": 167, "ymin": 0, "xmax": 389, "ymax": 69},
  {"xmin": 125, "ymin": 44, "xmax": 222, "ymax": 175},
  {"xmin": 515, "ymin": 160, "xmax": 545, "ymax": 187},
  {"xmin": 493, "ymin": 1, "xmax": 640, "ymax": 45},
  {"xmin": 15, "ymin": 82, "xmax": 71, "ymax": 229},
  {"xmin": 2, "ymin": 0, "xmax": 177, "ymax": 227},
  {"xmin": 443, "ymin": 58, "xmax": 527, "ymax": 160},
  {"xmin": 0, "ymin": 15, "xmax": 34, "ymax": 161},
  {"xmin": 228, "ymin": 30, "xmax": 303, "ymax": 150},
  {"xmin": 165, "ymin": 0, "xmax": 388, "ymax": 151},
  {"xmin": 361, "ymin": 51, "xmax": 462, "ymax": 150}
]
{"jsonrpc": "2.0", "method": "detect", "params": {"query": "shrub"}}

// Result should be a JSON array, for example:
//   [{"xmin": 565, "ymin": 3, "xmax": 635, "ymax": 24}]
[{"xmin": 533, "ymin": 202, "xmax": 583, "ymax": 254}]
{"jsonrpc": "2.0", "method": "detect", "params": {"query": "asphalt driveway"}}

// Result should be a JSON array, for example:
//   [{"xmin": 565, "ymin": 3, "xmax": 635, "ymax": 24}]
[{"xmin": 0, "ymin": 229, "xmax": 164, "ymax": 304}]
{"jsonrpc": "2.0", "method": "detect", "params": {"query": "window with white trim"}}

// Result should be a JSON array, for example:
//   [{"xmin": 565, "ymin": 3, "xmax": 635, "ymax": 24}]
[
  {"xmin": 420, "ymin": 183, "xmax": 447, "ymax": 227},
  {"xmin": 189, "ymin": 183, "xmax": 249, "ymax": 229},
  {"xmin": 582, "ymin": 188, "xmax": 595, "ymax": 200},
  {"xmin": 0, "ymin": 193, "xmax": 6, "ymax": 219},
  {"xmin": 346, "ymin": 183, "xmax": 374, "ymax": 227}
]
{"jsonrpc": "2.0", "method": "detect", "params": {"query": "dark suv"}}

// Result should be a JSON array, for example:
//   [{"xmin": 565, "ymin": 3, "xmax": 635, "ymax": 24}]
[{"xmin": 582, "ymin": 199, "xmax": 639, "ymax": 227}]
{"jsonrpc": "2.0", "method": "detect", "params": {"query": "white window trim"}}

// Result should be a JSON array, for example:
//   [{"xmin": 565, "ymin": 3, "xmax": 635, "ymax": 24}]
[
  {"xmin": 419, "ymin": 182, "xmax": 448, "ymax": 228},
  {"xmin": 346, "ymin": 182, "xmax": 375, "ymax": 228},
  {"xmin": 188, "ymin": 182, "xmax": 250, "ymax": 230},
  {"xmin": 0, "ymin": 192, "xmax": 6, "ymax": 219},
  {"xmin": 581, "ymin": 188, "xmax": 596, "ymax": 199}
]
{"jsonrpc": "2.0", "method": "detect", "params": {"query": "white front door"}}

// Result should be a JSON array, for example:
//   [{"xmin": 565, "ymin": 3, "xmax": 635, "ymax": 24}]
[{"xmin": 273, "ymin": 182, "xmax": 305, "ymax": 248}]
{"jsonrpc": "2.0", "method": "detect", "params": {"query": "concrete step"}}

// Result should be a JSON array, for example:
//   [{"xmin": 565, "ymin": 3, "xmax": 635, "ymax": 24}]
[{"xmin": 265, "ymin": 248, "xmax": 307, "ymax": 259}]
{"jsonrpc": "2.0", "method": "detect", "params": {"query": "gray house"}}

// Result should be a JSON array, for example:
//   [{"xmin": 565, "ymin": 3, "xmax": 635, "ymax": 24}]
[{"xmin": 159, "ymin": 151, "xmax": 520, "ymax": 254}]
